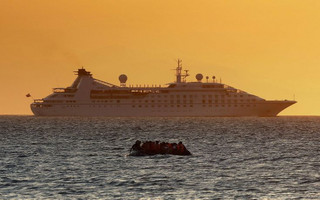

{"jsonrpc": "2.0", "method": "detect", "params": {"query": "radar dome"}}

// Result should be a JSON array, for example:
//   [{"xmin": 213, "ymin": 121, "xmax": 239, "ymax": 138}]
[
  {"xmin": 119, "ymin": 74, "xmax": 128, "ymax": 83},
  {"xmin": 196, "ymin": 73, "xmax": 203, "ymax": 82}
]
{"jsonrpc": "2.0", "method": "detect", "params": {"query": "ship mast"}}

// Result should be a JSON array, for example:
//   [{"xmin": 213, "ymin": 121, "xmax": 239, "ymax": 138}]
[{"xmin": 175, "ymin": 59, "xmax": 189, "ymax": 83}]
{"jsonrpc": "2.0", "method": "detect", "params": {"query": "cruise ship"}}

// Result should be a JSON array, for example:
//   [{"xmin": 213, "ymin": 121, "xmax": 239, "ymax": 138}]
[{"xmin": 31, "ymin": 60, "xmax": 296, "ymax": 116}]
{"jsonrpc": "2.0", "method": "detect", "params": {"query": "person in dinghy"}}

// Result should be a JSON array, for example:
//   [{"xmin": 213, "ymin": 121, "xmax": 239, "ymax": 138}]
[{"xmin": 129, "ymin": 140, "xmax": 191, "ymax": 156}]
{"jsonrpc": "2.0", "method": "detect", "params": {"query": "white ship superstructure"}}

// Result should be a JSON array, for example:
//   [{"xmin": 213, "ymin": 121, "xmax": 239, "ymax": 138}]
[{"xmin": 31, "ymin": 61, "xmax": 296, "ymax": 116}]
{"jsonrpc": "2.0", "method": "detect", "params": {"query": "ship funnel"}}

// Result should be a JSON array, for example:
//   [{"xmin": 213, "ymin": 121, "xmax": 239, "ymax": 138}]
[{"xmin": 119, "ymin": 74, "xmax": 128, "ymax": 87}]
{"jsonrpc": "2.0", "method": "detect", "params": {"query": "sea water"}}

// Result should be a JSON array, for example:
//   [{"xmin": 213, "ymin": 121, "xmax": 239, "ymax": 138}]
[{"xmin": 0, "ymin": 116, "xmax": 319, "ymax": 199}]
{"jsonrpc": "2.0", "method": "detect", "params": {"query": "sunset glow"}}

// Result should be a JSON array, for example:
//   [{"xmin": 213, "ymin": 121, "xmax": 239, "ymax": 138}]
[{"xmin": 1, "ymin": 0, "xmax": 320, "ymax": 115}]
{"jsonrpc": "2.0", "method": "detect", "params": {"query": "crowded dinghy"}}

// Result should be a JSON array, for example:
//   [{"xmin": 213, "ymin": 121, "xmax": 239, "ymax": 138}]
[{"xmin": 129, "ymin": 140, "xmax": 191, "ymax": 156}]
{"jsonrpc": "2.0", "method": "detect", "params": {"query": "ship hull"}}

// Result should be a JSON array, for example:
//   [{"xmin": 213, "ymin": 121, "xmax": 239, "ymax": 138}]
[{"xmin": 31, "ymin": 100, "xmax": 296, "ymax": 117}]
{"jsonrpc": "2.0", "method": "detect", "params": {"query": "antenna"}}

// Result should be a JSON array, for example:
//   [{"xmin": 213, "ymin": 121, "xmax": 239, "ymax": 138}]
[
  {"xmin": 175, "ymin": 59, "xmax": 182, "ymax": 83},
  {"xmin": 182, "ymin": 69, "xmax": 189, "ymax": 82},
  {"xmin": 174, "ymin": 59, "xmax": 190, "ymax": 83}
]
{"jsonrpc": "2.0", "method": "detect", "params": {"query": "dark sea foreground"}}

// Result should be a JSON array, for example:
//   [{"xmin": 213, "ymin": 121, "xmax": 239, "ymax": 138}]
[{"xmin": 0, "ymin": 116, "xmax": 319, "ymax": 199}]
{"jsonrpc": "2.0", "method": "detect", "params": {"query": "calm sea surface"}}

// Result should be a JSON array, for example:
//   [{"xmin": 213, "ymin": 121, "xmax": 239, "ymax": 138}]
[{"xmin": 0, "ymin": 116, "xmax": 319, "ymax": 199}]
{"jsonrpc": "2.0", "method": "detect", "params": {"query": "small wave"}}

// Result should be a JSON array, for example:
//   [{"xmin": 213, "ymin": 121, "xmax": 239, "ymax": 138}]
[{"xmin": 299, "ymin": 178, "xmax": 320, "ymax": 184}]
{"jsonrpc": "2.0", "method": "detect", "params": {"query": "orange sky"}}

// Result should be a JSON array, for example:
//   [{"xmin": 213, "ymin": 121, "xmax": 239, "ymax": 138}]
[{"xmin": 1, "ymin": 0, "xmax": 319, "ymax": 115}]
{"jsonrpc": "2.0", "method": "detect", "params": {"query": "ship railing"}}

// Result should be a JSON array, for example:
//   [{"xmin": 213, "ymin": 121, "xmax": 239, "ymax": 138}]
[
  {"xmin": 127, "ymin": 84, "xmax": 164, "ymax": 88},
  {"xmin": 53, "ymin": 88, "xmax": 65, "ymax": 93},
  {"xmin": 34, "ymin": 99, "xmax": 44, "ymax": 103}
]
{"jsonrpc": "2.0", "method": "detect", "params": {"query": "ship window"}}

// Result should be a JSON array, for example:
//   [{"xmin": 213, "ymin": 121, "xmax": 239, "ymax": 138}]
[
  {"xmin": 202, "ymin": 95, "xmax": 206, "ymax": 98},
  {"xmin": 176, "ymin": 95, "xmax": 180, "ymax": 98},
  {"xmin": 190, "ymin": 105, "xmax": 193, "ymax": 107},
  {"xmin": 202, "ymin": 105, "xmax": 206, "ymax": 107},
  {"xmin": 183, "ymin": 95, "xmax": 186, "ymax": 98},
  {"xmin": 177, "ymin": 105, "xmax": 180, "ymax": 107},
  {"xmin": 139, "ymin": 105, "xmax": 141, "ymax": 107},
  {"xmin": 208, "ymin": 100, "xmax": 212, "ymax": 103},
  {"xmin": 145, "ymin": 100, "xmax": 148, "ymax": 102},
  {"xmin": 247, "ymin": 105, "xmax": 250, "ymax": 107},
  {"xmin": 132, "ymin": 105, "xmax": 135, "ymax": 107},
  {"xmin": 215, "ymin": 95, "xmax": 218, "ymax": 98},
  {"xmin": 117, "ymin": 100, "xmax": 120, "ymax": 103},
  {"xmin": 202, "ymin": 100, "xmax": 205, "ymax": 103}
]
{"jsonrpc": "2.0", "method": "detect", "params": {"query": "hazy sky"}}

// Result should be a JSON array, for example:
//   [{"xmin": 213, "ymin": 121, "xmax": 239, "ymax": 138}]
[{"xmin": 1, "ymin": 0, "xmax": 319, "ymax": 115}]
